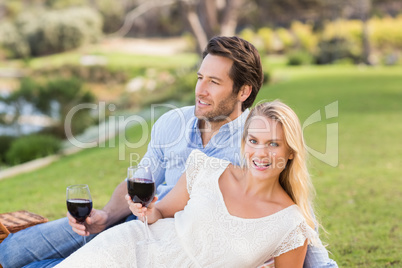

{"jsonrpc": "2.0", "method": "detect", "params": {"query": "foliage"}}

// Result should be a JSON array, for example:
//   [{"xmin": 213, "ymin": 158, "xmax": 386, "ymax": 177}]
[
  {"xmin": 95, "ymin": 0, "xmax": 125, "ymax": 34},
  {"xmin": 0, "ymin": 136, "xmax": 16, "ymax": 164},
  {"xmin": 0, "ymin": 20, "xmax": 30, "ymax": 58},
  {"xmin": 0, "ymin": 7, "xmax": 103, "ymax": 58},
  {"xmin": 315, "ymin": 37, "xmax": 361, "ymax": 64},
  {"xmin": 5, "ymin": 134, "xmax": 62, "ymax": 165},
  {"xmin": 290, "ymin": 21, "xmax": 318, "ymax": 53},
  {"xmin": 257, "ymin": 27, "xmax": 275, "ymax": 53},
  {"xmin": 370, "ymin": 15, "xmax": 402, "ymax": 50},
  {"xmin": 36, "ymin": 78, "xmax": 96, "ymax": 138},
  {"xmin": 275, "ymin": 28, "xmax": 295, "ymax": 52},
  {"xmin": 32, "ymin": 64, "xmax": 130, "ymax": 84},
  {"xmin": 287, "ymin": 50, "xmax": 314, "ymax": 65},
  {"xmin": 0, "ymin": 78, "xmax": 38, "ymax": 133}
]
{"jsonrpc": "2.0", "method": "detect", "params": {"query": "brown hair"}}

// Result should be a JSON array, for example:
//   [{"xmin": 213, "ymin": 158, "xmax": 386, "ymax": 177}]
[{"xmin": 202, "ymin": 36, "xmax": 264, "ymax": 111}]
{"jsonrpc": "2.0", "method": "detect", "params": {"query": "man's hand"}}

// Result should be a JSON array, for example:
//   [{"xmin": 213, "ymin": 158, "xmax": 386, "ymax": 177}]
[{"xmin": 67, "ymin": 209, "xmax": 109, "ymax": 236}]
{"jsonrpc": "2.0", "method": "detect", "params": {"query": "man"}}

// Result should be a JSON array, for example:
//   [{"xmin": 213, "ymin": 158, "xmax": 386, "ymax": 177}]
[{"xmin": 0, "ymin": 36, "xmax": 337, "ymax": 268}]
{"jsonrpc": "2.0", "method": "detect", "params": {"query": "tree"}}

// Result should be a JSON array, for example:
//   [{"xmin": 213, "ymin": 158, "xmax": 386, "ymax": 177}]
[
  {"xmin": 112, "ymin": 0, "xmax": 245, "ymax": 53},
  {"xmin": 359, "ymin": 0, "xmax": 372, "ymax": 65}
]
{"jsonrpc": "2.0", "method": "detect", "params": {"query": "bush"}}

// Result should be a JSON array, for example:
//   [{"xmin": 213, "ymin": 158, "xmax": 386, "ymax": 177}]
[
  {"xmin": 11, "ymin": 7, "xmax": 103, "ymax": 57},
  {"xmin": 315, "ymin": 37, "xmax": 361, "ymax": 64},
  {"xmin": 275, "ymin": 28, "xmax": 295, "ymax": 52},
  {"xmin": 370, "ymin": 15, "xmax": 402, "ymax": 50},
  {"xmin": 257, "ymin": 27, "xmax": 275, "ymax": 53},
  {"xmin": 32, "ymin": 64, "xmax": 129, "ymax": 84},
  {"xmin": 0, "ymin": 135, "xmax": 17, "ymax": 164},
  {"xmin": 36, "ymin": 77, "xmax": 96, "ymax": 138},
  {"xmin": 287, "ymin": 50, "xmax": 314, "ymax": 65},
  {"xmin": 5, "ymin": 134, "xmax": 62, "ymax": 165},
  {"xmin": 291, "ymin": 21, "xmax": 317, "ymax": 53},
  {"xmin": 0, "ymin": 20, "xmax": 30, "ymax": 58}
]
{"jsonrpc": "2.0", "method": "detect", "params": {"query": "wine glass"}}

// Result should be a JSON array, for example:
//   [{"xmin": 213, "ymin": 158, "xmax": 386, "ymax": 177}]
[
  {"xmin": 66, "ymin": 184, "xmax": 93, "ymax": 245},
  {"xmin": 127, "ymin": 166, "xmax": 156, "ymax": 245}
]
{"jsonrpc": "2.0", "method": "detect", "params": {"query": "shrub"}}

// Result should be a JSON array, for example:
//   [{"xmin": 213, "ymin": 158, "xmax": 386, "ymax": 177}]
[
  {"xmin": 0, "ymin": 135, "xmax": 16, "ymax": 164},
  {"xmin": 275, "ymin": 28, "xmax": 295, "ymax": 52},
  {"xmin": 0, "ymin": 20, "xmax": 30, "ymax": 58},
  {"xmin": 291, "ymin": 21, "xmax": 318, "ymax": 53},
  {"xmin": 257, "ymin": 27, "xmax": 275, "ymax": 53},
  {"xmin": 5, "ymin": 134, "xmax": 61, "ymax": 165},
  {"xmin": 38, "ymin": 78, "xmax": 96, "ymax": 138},
  {"xmin": 315, "ymin": 37, "xmax": 361, "ymax": 64},
  {"xmin": 370, "ymin": 15, "xmax": 402, "ymax": 50},
  {"xmin": 287, "ymin": 50, "xmax": 314, "ymax": 65},
  {"xmin": 14, "ymin": 7, "xmax": 102, "ymax": 57}
]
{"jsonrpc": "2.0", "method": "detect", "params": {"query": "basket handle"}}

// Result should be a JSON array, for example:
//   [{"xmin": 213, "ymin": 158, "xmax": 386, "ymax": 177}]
[{"xmin": 0, "ymin": 219, "xmax": 10, "ymax": 235}]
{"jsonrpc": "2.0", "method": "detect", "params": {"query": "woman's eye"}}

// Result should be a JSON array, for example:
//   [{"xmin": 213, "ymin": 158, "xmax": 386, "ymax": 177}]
[
  {"xmin": 269, "ymin": 142, "xmax": 279, "ymax": 147},
  {"xmin": 249, "ymin": 139, "xmax": 257, "ymax": 144}
]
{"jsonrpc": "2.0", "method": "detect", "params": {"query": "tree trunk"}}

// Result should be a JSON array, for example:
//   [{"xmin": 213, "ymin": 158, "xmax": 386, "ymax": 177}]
[
  {"xmin": 360, "ymin": 0, "xmax": 372, "ymax": 65},
  {"xmin": 199, "ymin": 0, "xmax": 219, "ymax": 38},
  {"xmin": 220, "ymin": 0, "xmax": 244, "ymax": 36},
  {"xmin": 181, "ymin": 0, "xmax": 208, "ymax": 54}
]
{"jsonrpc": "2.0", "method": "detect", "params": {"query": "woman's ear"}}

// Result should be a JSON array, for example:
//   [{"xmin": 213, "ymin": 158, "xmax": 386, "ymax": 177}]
[
  {"xmin": 288, "ymin": 151, "xmax": 294, "ymax": 160},
  {"xmin": 238, "ymin": 85, "xmax": 252, "ymax": 102}
]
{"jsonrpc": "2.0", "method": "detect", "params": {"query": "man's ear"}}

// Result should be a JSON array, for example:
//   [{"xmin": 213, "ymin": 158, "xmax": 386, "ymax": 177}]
[{"xmin": 238, "ymin": 85, "xmax": 252, "ymax": 102}]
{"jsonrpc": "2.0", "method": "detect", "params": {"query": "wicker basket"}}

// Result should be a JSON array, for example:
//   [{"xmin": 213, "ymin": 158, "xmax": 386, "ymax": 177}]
[{"xmin": 0, "ymin": 210, "xmax": 48, "ymax": 243}]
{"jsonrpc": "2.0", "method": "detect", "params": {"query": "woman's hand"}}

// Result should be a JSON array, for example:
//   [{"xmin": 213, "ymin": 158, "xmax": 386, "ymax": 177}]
[{"xmin": 125, "ymin": 194, "xmax": 158, "ymax": 221}]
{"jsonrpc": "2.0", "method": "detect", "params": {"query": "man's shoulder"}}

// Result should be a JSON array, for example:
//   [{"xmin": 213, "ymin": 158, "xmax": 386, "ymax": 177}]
[{"xmin": 157, "ymin": 105, "xmax": 195, "ymax": 124}]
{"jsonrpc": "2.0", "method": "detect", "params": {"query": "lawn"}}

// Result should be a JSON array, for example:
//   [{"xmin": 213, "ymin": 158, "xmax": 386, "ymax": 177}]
[{"xmin": 0, "ymin": 57, "xmax": 401, "ymax": 267}]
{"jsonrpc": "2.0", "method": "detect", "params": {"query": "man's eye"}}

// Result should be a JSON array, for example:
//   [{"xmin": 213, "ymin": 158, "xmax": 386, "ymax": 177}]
[{"xmin": 211, "ymin": 80, "xmax": 219, "ymax": 85}]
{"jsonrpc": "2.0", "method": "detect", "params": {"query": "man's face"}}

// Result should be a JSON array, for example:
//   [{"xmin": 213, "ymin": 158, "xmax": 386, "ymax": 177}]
[{"xmin": 194, "ymin": 54, "xmax": 240, "ymax": 122}]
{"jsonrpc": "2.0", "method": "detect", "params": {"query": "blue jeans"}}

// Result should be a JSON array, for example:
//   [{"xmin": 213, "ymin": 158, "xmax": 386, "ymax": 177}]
[{"xmin": 0, "ymin": 215, "xmax": 136, "ymax": 268}]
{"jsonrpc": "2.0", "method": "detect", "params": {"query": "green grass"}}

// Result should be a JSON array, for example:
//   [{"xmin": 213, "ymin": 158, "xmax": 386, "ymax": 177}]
[
  {"xmin": 255, "ymin": 64, "xmax": 402, "ymax": 267},
  {"xmin": 0, "ymin": 58, "xmax": 401, "ymax": 267},
  {"xmin": 23, "ymin": 50, "xmax": 199, "ymax": 70}
]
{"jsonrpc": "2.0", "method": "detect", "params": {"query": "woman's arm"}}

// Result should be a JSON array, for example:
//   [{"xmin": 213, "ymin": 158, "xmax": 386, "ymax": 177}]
[
  {"xmin": 274, "ymin": 239, "xmax": 308, "ymax": 268},
  {"xmin": 127, "ymin": 171, "xmax": 190, "ymax": 224}
]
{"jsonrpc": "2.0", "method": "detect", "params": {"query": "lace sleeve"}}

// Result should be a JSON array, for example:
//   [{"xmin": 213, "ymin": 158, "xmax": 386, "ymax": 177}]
[
  {"xmin": 272, "ymin": 221, "xmax": 316, "ymax": 257},
  {"xmin": 185, "ymin": 150, "xmax": 206, "ymax": 195}
]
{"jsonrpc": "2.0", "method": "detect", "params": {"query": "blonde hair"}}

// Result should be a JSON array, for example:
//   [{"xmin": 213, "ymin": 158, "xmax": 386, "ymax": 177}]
[{"xmin": 241, "ymin": 100, "xmax": 318, "ymax": 230}]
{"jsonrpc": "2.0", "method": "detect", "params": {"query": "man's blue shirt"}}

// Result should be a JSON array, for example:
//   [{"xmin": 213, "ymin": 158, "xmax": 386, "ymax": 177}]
[{"xmin": 139, "ymin": 105, "xmax": 248, "ymax": 200}]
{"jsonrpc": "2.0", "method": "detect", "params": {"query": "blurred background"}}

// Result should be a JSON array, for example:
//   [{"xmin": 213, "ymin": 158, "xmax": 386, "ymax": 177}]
[{"xmin": 0, "ymin": 0, "xmax": 401, "ymax": 267}]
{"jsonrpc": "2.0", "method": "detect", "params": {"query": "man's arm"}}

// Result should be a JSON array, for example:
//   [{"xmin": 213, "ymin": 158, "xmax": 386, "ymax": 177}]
[
  {"xmin": 303, "ymin": 241, "xmax": 338, "ymax": 268},
  {"xmin": 68, "ymin": 181, "xmax": 131, "ymax": 236},
  {"xmin": 68, "ymin": 113, "xmax": 168, "ymax": 236}
]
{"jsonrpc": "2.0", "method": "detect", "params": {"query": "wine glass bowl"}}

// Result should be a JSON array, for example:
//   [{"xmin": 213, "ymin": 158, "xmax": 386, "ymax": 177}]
[
  {"xmin": 127, "ymin": 166, "xmax": 156, "ymax": 244},
  {"xmin": 66, "ymin": 184, "xmax": 92, "ymax": 244},
  {"xmin": 127, "ymin": 167, "xmax": 155, "ymax": 207}
]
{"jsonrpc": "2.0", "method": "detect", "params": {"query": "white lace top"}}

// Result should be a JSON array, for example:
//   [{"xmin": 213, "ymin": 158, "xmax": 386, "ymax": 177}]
[
  {"xmin": 56, "ymin": 150, "xmax": 316, "ymax": 268},
  {"xmin": 174, "ymin": 150, "xmax": 316, "ymax": 267}
]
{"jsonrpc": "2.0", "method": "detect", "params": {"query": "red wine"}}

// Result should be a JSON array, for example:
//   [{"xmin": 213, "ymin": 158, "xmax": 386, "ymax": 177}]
[
  {"xmin": 127, "ymin": 179, "xmax": 155, "ymax": 207},
  {"xmin": 67, "ymin": 198, "xmax": 93, "ymax": 223}
]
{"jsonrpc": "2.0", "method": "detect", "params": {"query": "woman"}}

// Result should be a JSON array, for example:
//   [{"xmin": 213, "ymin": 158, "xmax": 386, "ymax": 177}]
[{"xmin": 56, "ymin": 100, "xmax": 321, "ymax": 268}]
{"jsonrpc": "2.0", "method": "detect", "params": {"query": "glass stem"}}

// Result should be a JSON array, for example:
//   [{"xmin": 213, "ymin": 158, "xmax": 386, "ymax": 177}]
[{"xmin": 144, "ymin": 215, "xmax": 150, "ymax": 240}]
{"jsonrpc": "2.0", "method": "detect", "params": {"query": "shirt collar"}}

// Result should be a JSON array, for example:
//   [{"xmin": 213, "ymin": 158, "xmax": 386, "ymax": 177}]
[{"xmin": 190, "ymin": 108, "xmax": 250, "ymax": 132}]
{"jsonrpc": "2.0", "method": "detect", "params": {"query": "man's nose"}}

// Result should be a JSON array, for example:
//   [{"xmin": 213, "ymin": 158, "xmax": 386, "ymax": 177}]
[{"xmin": 195, "ymin": 80, "xmax": 208, "ymax": 96}]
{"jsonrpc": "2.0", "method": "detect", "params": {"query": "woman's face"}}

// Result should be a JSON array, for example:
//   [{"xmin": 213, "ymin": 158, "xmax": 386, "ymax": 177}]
[{"xmin": 243, "ymin": 115, "xmax": 294, "ymax": 180}]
